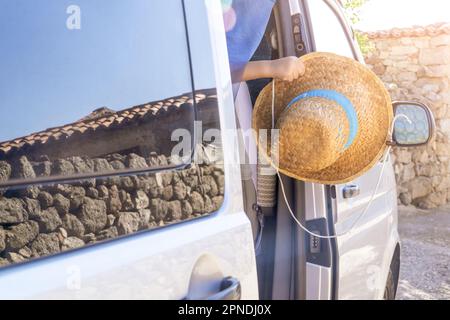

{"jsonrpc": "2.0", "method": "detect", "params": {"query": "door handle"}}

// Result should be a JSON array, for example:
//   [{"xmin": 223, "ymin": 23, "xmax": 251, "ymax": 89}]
[
  {"xmin": 205, "ymin": 277, "xmax": 241, "ymax": 300},
  {"xmin": 343, "ymin": 185, "xmax": 360, "ymax": 199},
  {"xmin": 184, "ymin": 277, "xmax": 241, "ymax": 300}
]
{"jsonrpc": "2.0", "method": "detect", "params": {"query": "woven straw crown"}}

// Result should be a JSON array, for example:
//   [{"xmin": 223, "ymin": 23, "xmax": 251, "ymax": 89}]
[{"xmin": 253, "ymin": 52, "xmax": 393, "ymax": 185}]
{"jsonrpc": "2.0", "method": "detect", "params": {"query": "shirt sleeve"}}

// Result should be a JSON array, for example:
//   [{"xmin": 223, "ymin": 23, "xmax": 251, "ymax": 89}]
[{"xmin": 223, "ymin": 0, "xmax": 276, "ymax": 83}]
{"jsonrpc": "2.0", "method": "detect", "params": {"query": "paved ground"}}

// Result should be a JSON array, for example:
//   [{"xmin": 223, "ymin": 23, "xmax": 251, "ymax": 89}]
[{"xmin": 397, "ymin": 205, "xmax": 450, "ymax": 300}]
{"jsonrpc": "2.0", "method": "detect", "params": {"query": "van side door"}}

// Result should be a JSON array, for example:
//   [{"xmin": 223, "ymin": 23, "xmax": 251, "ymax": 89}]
[
  {"xmin": 304, "ymin": 0, "xmax": 399, "ymax": 299},
  {"xmin": 0, "ymin": 0, "xmax": 258, "ymax": 300}
]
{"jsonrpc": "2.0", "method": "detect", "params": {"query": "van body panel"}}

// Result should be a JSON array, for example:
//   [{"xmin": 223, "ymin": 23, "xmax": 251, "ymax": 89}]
[
  {"xmin": 306, "ymin": 263, "xmax": 332, "ymax": 300},
  {"xmin": 334, "ymin": 156, "xmax": 399, "ymax": 300},
  {"xmin": 0, "ymin": 213, "xmax": 256, "ymax": 299}
]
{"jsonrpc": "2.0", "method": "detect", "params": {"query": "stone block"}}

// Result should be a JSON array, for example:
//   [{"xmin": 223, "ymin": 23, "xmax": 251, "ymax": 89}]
[
  {"xmin": 437, "ymin": 175, "xmax": 450, "ymax": 191},
  {"xmin": 419, "ymin": 46, "xmax": 450, "ymax": 65},
  {"xmin": 401, "ymin": 163, "xmax": 416, "ymax": 182},
  {"xmin": 412, "ymin": 37, "xmax": 430, "ymax": 49},
  {"xmin": 438, "ymin": 119, "xmax": 450, "ymax": 134},
  {"xmin": 397, "ymin": 71, "xmax": 417, "ymax": 82},
  {"xmin": 404, "ymin": 177, "xmax": 433, "ymax": 200},
  {"xmin": 391, "ymin": 46, "xmax": 419, "ymax": 56},
  {"xmin": 439, "ymin": 146, "xmax": 450, "ymax": 159},
  {"xmin": 430, "ymin": 34, "xmax": 450, "ymax": 47},
  {"xmin": 415, "ymin": 163, "xmax": 437, "ymax": 177},
  {"xmin": 416, "ymin": 191, "xmax": 448, "ymax": 209},
  {"xmin": 395, "ymin": 149, "xmax": 412, "ymax": 164},
  {"xmin": 424, "ymin": 65, "xmax": 450, "ymax": 78}
]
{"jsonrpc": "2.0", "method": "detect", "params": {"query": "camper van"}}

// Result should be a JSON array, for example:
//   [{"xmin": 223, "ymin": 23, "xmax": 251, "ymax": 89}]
[{"xmin": 0, "ymin": 0, "xmax": 435, "ymax": 300}]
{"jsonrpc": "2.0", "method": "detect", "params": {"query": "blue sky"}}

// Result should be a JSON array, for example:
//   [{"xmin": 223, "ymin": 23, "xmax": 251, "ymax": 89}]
[{"xmin": 0, "ymin": 0, "xmax": 193, "ymax": 142}]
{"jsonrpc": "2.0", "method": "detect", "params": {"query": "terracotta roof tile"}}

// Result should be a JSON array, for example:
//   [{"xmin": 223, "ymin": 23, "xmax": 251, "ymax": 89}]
[
  {"xmin": 0, "ymin": 91, "xmax": 214, "ymax": 157},
  {"xmin": 364, "ymin": 22, "xmax": 450, "ymax": 39}
]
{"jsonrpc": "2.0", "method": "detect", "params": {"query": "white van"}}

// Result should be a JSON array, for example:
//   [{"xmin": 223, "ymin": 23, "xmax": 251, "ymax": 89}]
[{"xmin": 0, "ymin": 0, "xmax": 435, "ymax": 300}]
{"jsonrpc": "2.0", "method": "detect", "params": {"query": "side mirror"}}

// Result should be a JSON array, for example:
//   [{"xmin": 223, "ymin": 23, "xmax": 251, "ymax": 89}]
[{"xmin": 391, "ymin": 101, "xmax": 436, "ymax": 147}]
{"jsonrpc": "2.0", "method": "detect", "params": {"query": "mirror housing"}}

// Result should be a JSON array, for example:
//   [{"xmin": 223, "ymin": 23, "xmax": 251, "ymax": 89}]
[{"xmin": 391, "ymin": 101, "xmax": 436, "ymax": 147}]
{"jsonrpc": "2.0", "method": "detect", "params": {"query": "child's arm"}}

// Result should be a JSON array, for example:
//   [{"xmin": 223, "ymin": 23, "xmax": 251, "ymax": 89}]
[{"xmin": 241, "ymin": 56, "xmax": 306, "ymax": 82}]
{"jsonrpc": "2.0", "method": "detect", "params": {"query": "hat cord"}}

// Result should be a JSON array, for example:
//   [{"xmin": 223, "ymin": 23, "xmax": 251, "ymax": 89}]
[
  {"xmin": 271, "ymin": 77, "xmax": 276, "ymax": 128},
  {"xmin": 271, "ymin": 79, "xmax": 411, "ymax": 239}
]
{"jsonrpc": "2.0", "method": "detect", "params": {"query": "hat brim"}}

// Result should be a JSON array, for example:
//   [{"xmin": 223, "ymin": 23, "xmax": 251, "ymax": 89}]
[{"xmin": 253, "ymin": 52, "xmax": 393, "ymax": 185}]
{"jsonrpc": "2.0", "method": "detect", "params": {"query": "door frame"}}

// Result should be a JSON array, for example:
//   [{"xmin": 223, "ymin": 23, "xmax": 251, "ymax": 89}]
[{"xmin": 275, "ymin": 0, "xmax": 370, "ymax": 300}]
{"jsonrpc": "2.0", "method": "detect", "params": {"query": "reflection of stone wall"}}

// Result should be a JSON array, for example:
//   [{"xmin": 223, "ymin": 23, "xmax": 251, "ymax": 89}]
[
  {"xmin": 0, "ymin": 152, "xmax": 224, "ymax": 267},
  {"xmin": 365, "ymin": 24, "xmax": 450, "ymax": 209}
]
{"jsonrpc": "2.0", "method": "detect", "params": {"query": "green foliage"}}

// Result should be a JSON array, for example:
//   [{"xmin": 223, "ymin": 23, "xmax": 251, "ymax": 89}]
[
  {"xmin": 342, "ymin": 0, "xmax": 374, "ymax": 55},
  {"xmin": 355, "ymin": 31, "xmax": 374, "ymax": 56},
  {"xmin": 342, "ymin": 0, "xmax": 368, "ymax": 24}
]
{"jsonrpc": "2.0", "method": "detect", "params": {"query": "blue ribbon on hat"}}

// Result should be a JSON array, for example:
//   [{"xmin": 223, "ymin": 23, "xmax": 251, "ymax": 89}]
[{"xmin": 286, "ymin": 89, "xmax": 359, "ymax": 150}]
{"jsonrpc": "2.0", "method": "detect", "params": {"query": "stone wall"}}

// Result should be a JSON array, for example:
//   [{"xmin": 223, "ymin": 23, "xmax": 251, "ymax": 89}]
[
  {"xmin": 0, "ymin": 151, "xmax": 224, "ymax": 267},
  {"xmin": 364, "ymin": 24, "xmax": 450, "ymax": 209}
]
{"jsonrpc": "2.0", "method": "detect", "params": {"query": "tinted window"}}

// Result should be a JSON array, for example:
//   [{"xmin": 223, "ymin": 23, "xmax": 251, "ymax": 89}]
[
  {"xmin": 0, "ymin": 0, "xmax": 193, "ymax": 179},
  {"xmin": 0, "ymin": 0, "xmax": 225, "ymax": 268}
]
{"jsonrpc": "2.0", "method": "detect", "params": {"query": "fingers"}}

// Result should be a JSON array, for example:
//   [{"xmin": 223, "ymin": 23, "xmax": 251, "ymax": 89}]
[
  {"xmin": 284, "ymin": 73, "xmax": 295, "ymax": 82},
  {"xmin": 288, "ymin": 73, "xmax": 296, "ymax": 82},
  {"xmin": 284, "ymin": 59, "xmax": 305, "ymax": 82},
  {"xmin": 273, "ymin": 56, "xmax": 306, "ymax": 82},
  {"xmin": 297, "ymin": 60, "xmax": 306, "ymax": 76},
  {"xmin": 294, "ymin": 59, "xmax": 305, "ymax": 78}
]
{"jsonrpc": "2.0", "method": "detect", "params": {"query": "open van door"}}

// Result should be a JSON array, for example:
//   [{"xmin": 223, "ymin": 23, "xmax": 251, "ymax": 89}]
[
  {"xmin": 271, "ymin": 0, "xmax": 338, "ymax": 300},
  {"xmin": 274, "ymin": 0, "xmax": 399, "ymax": 300},
  {"xmin": 303, "ymin": 0, "xmax": 400, "ymax": 300}
]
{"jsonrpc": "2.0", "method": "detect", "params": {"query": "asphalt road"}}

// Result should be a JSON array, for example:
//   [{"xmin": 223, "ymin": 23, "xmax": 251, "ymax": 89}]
[{"xmin": 397, "ymin": 205, "xmax": 450, "ymax": 300}]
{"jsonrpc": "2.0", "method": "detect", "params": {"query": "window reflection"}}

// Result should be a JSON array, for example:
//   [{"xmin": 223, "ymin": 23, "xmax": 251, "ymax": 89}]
[{"xmin": 0, "ymin": 0, "xmax": 225, "ymax": 268}]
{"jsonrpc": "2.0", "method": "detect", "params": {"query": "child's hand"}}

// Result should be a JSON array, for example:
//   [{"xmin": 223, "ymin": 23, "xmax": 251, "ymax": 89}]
[
  {"xmin": 269, "ymin": 56, "xmax": 306, "ymax": 82},
  {"xmin": 240, "ymin": 57, "xmax": 306, "ymax": 82}
]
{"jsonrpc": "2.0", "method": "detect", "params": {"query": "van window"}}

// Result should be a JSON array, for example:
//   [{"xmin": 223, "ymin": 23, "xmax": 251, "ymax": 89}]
[
  {"xmin": 0, "ymin": 0, "xmax": 225, "ymax": 268},
  {"xmin": 307, "ymin": 0, "xmax": 354, "ymax": 58},
  {"xmin": 0, "ymin": 0, "xmax": 193, "ymax": 180}
]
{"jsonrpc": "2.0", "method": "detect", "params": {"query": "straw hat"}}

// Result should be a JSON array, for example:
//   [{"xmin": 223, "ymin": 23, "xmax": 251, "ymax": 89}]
[{"xmin": 253, "ymin": 52, "xmax": 393, "ymax": 185}]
